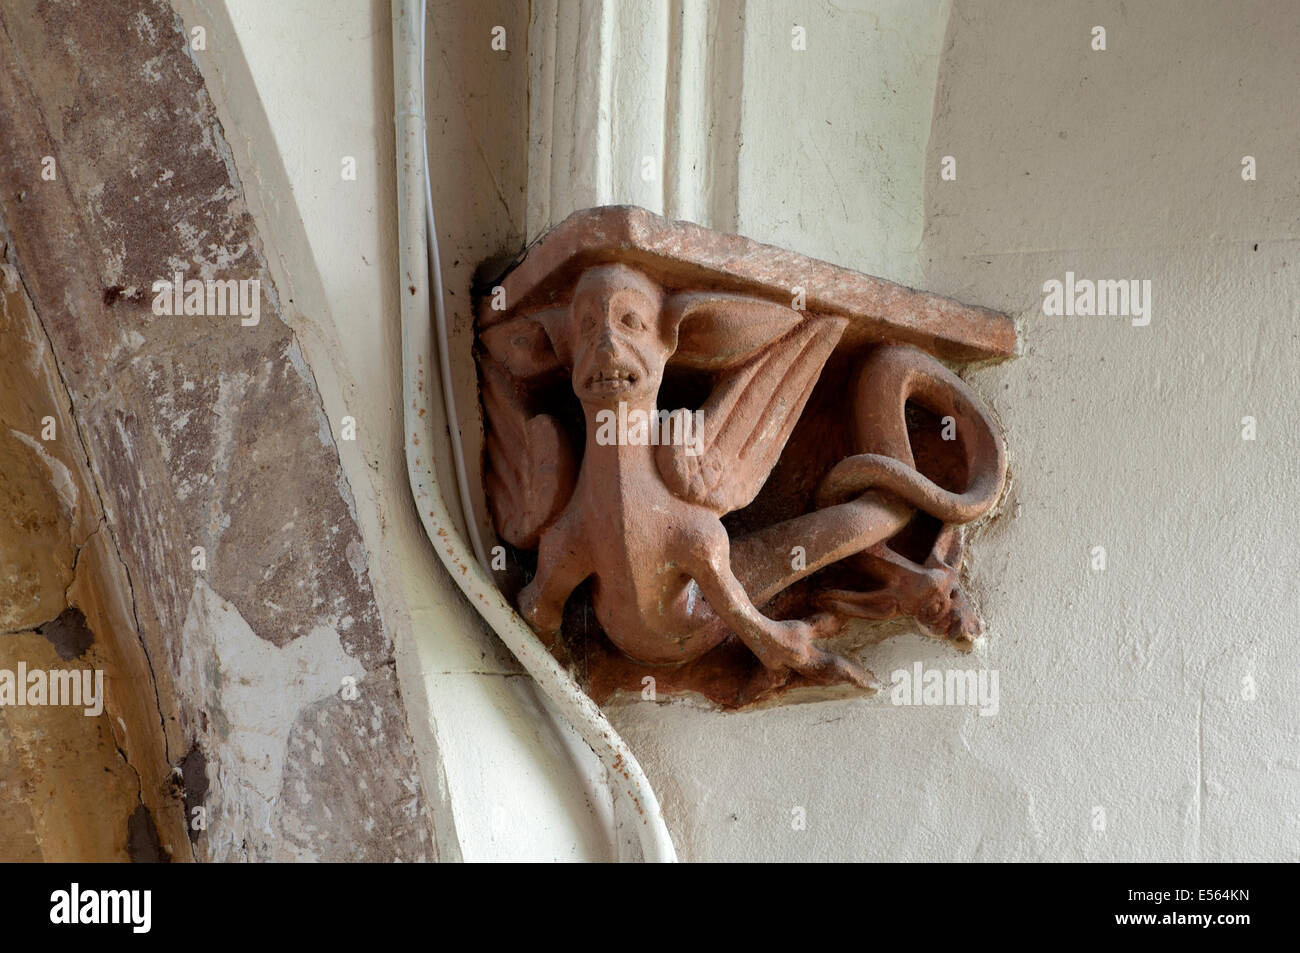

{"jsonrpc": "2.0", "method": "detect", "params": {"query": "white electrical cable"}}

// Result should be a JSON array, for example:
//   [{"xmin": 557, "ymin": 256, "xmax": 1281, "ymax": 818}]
[
  {"xmin": 394, "ymin": 0, "xmax": 677, "ymax": 863},
  {"xmin": 418, "ymin": 11, "xmax": 489, "ymax": 572}
]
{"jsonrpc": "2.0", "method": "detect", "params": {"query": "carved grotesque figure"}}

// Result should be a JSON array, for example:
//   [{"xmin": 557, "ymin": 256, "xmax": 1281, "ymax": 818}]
[{"xmin": 478, "ymin": 210, "xmax": 1010, "ymax": 704}]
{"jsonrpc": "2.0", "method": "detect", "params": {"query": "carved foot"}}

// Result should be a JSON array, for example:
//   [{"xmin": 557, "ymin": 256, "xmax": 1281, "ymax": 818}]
[
  {"xmin": 517, "ymin": 578, "xmax": 562, "ymax": 638},
  {"xmin": 770, "ymin": 613, "xmax": 880, "ymax": 692}
]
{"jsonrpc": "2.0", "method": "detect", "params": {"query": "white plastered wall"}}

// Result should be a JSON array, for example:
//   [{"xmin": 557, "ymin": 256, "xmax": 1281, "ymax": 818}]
[
  {"xmin": 607, "ymin": 0, "xmax": 1300, "ymax": 861},
  {"xmin": 915, "ymin": 0, "xmax": 1300, "ymax": 862},
  {"xmin": 176, "ymin": 0, "xmax": 1299, "ymax": 861}
]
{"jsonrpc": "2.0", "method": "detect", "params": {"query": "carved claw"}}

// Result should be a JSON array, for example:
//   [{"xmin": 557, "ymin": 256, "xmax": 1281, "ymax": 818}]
[
  {"xmin": 775, "ymin": 613, "xmax": 879, "ymax": 692},
  {"xmin": 801, "ymin": 647, "xmax": 880, "ymax": 693}
]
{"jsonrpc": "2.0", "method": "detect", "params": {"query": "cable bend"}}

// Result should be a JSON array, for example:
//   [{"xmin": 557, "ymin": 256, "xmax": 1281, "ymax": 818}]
[{"xmin": 395, "ymin": 0, "xmax": 677, "ymax": 863}]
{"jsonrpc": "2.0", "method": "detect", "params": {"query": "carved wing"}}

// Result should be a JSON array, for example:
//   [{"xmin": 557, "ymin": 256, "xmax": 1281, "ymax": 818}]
[
  {"xmin": 479, "ymin": 353, "xmax": 576, "ymax": 550},
  {"xmin": 655, "ymin": 293, "xmax": 847, "ymax": 514}
]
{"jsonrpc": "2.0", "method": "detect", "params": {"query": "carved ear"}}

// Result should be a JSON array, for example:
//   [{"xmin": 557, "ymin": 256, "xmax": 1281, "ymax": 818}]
[
  {"xmin": 662, "ymin": 292, "xmax": 804, "ymax": 370},
  {"xmin": 480, "ymin": 307, "xmax": 570, "ymax": 379},
  {"xmin": 929, "ymin": 525, "xmax": 965, "ymax": 569}
]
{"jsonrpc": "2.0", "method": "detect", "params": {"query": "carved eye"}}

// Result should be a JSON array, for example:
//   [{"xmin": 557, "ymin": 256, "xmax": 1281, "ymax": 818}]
[{"xmin": 621, "ymin": 311, "xmax": 642, "ymax": 330}]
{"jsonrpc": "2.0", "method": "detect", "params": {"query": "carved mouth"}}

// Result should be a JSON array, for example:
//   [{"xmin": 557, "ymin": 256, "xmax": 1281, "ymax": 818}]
[{"xmin": 586, "ymin": 367, "xmax": 639, "ymax": 394}]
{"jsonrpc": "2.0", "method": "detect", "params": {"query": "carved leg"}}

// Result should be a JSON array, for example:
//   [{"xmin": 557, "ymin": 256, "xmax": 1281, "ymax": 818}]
[
  {"xmin": 684, "ymin": 531, "xmax": 879, "ymax": 691},
  {"xmin": 517, "ymin": 517, "xmax": 589, "ymax": 638}
]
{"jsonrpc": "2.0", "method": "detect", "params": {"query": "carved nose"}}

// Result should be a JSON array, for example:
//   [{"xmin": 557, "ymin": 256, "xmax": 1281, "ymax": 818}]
[{"xmin": 595, "ymin": 330, "xmax": 617, "ymax": 353}]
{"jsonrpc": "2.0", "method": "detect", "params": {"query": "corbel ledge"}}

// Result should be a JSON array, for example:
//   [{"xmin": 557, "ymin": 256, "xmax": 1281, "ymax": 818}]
[{"xmin": 475, "ymin": 206, "xmax": 1015, "ymax": 709}]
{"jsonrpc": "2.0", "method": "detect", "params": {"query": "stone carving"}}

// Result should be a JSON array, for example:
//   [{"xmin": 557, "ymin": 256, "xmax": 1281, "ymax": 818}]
[{"xmin": 476, "ymin": 207, "xmax": 1014, "ymax": 707}]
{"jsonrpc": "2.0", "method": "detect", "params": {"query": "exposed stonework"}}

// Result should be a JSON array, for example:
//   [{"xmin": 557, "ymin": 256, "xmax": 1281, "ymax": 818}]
[
  {"xmin": 2, "ymin": 239, "xmax": 184, "ymax": 860},
  {"xmin": 0, "ymin": 0, "xmax": 435, "ymax": 859},
  {"xmin": 477, "ymin": 207, "xmax": 1014, "ymax": 708}
]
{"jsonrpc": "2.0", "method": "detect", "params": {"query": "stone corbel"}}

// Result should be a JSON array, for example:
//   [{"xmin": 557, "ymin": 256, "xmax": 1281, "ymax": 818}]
[{"xmin": 476, "ymin": 206, "xmax": 1014, "ymax": 708}]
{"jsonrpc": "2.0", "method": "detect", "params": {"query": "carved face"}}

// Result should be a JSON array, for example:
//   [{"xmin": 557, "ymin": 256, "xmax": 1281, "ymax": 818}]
[
  {"xmin": 916, "ymin": 560, "xmax": 980, "ymax": 645},
  {"xmin": 568, "ymin": 264, "xmax": 668, "ymax": 407}
]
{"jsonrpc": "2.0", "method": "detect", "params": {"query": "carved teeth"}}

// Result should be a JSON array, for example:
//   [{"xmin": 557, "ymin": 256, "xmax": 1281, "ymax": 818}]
[{"xmin": 589, "ymin": 368, "xmax": 637, "ymax": 387}]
